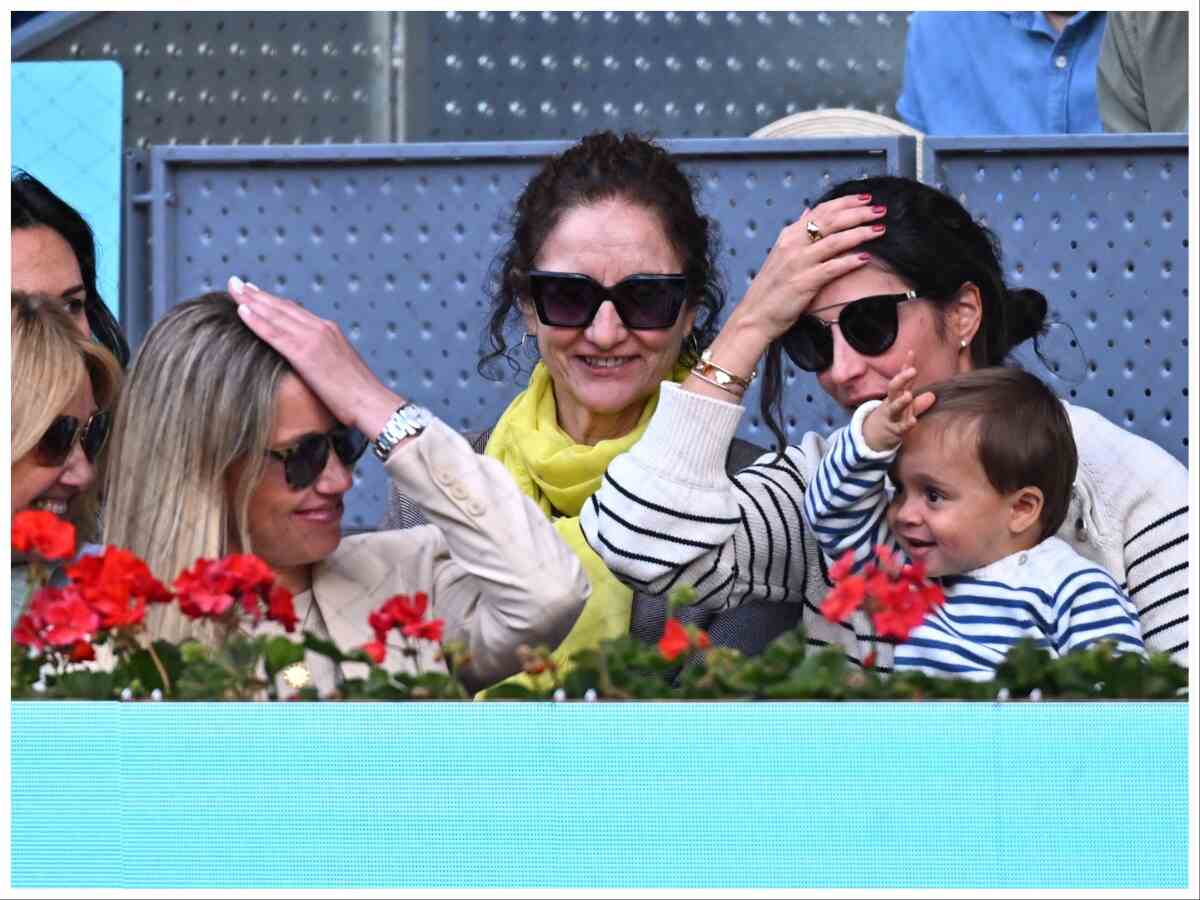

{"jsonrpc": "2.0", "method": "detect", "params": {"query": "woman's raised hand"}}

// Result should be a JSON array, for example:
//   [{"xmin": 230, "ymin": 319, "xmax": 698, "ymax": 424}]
[
  {"xmin": 737, "ymin": 193, "xmax": 887, "ymax": 342},
  {"xmin": 861, "ymin": 352, "xmax": 936, "ymax": 452},
  {"xmin": 228, "ymin": 277, "xmax": 404, "ymax": 440},
  {"xmin": 688, "ymin": 194, "xmax": 887, "ymax": 399}
]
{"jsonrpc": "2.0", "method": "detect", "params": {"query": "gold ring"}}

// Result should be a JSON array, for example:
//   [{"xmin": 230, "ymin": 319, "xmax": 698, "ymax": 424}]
[{"xmin": 805, "ymin": 220, "xmax": 823, "ymax": 242}]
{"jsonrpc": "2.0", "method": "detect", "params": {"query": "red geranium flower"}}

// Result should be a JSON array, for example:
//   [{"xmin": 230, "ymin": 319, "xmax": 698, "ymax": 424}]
[
  {"xmin": 177, "ymin": 588, "xmax": 235, "ymax": 619},
  {"xmin": 401, "ymin": 617, "xmax": 445, "ymax": 643},
  {"xmin": 822, "ymin": 545, "xmax": 946, "ymax": 644},
  {"xmin": 89, "ymin": 594, "xmax": 147, "ymax": 630},
  {"xmin": 11, "ymin": 510, "xmax": 76, "ymax": 560},
  {"xmin": 173, "ymin": 554, "xmax": 279, "ymax": 623},
  {"xmin": 658, "ymin": 618, "xmax": 691, "ymax": 661},
  {"xmin": 13, "ymin": 607, "xmax": 48, "ymax": 651},
  {"xmin": 361, "ymin": 640, "xmax": 387, "ymax": 665},
  {"xmin": 828, "ymin": 549, "xmax": 856, "ymax": 583},
  {"xmin": 38, "ymin": 586, "xmax": 101, "ymax": 647},
  {"xmin": 68, "ymin": 639, "xmax": 96, "ymax": 663},
  {"xmin": 67, "ymin": 546, "xmax": 171, "ymax": 631},
  {"xmin": 367, "ymin": 607, "xmax": 394, "ymax": 642},
  {"xmin": 820, "ymin": 575, "xmax": 866, "ymax": 622},
  {"xmin": 267, "ymin": 586, "xmax": 299, "ymax": 633},
  {"xmin": 657, "ymin": 617, "xmax": 710, "ymax": 662},
  {"xmin": 381, "ymin": 593, "xmax": 428, "ymax": 628}
]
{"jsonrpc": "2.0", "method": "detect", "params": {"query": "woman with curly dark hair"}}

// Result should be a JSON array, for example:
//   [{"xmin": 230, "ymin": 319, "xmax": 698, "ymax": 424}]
[{"xmin": 379, "ymin": 131, "xmax": 795, "ymax": 679}]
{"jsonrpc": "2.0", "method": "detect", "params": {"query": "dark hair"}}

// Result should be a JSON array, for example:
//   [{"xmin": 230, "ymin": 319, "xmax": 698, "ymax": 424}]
[
  {"xmin": 12, "ymin": 169, "xmax": 130, "ymax": 367},
  {"xmin": 759, "ymin": 175, "xmax": 1048, "ymax": 452},
  {"xmin": 915, "ymin": 366, "xmax": 1077, "ymax": 541},
  {"xmin": 479, "ymin": 131, "xmax": 725, "ymax": 377}
]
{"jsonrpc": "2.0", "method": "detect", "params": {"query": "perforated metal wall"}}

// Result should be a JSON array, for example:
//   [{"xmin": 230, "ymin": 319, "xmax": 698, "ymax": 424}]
[
  {"xmin": 407, "ymin": 10, "xmax": 910, "ymax": 139},
  {"xmin": 126, "ymin": 138, "xmax": 911, "ymax": 526},
  {"xmin": 924, "ymin": 135, "xmax": 1189, "ymax": 463},
  {"xmin": 15, "ymin": 11, "xmax": 911, "ymax": 148},
  {"xmin": 15, "ymin": 11, "xmax": 394, "ymax": 147}
]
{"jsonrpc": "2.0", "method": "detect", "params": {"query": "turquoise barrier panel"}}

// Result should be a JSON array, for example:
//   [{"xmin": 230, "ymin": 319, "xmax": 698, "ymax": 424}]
[
  {"xmin": 10, "ymin": 702, "xmax": 1188, "ymax": 889},
  {"xmin": 11, "ymin": 61, "xmax": 123, "ymax": 316}
]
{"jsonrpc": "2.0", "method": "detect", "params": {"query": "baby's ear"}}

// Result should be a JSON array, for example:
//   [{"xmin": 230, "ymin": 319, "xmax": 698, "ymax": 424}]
[{"xmin": 1008, "ymin": 486, "xmax": 1044, "ymax": 538}]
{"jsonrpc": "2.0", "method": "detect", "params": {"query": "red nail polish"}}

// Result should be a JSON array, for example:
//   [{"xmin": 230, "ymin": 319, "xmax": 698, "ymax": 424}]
[
  {"xmin": 872, "ymin": 223, "xmax": 886, "ymax": 232},
  {"xmin": 858, "ymin": 253, "xmax": 872, "ymax": 260},
  {"xmin": 858, "ymin": 193, "xmax": 872, "ymax": 201},
  {"xmin": 872, "ymin": 205, "xmax": 887, "ymax": 214}
]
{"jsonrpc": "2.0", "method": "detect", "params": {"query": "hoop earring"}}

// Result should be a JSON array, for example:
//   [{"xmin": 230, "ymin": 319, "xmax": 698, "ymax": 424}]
[{"xmin": 684, "ymin": 333, "xmax": 701, "ymax": 363}]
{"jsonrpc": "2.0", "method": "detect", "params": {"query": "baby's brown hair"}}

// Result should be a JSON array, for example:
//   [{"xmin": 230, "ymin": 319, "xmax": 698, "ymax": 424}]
[{"xmin": 917, "ymin": 367, "xmax": 1077, "ymax": 540}]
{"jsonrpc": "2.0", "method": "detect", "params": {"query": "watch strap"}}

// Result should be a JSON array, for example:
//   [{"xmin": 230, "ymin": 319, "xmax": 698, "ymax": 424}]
[{"xmin": 373, "ymin": 403, "xmax": 434, "ymax": 461}]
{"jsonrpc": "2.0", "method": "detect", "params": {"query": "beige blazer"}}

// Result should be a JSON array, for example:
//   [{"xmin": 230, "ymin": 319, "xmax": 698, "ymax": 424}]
[{"xmin": 251, "ymin": 418, "xmax": 590, "ymax": 696}]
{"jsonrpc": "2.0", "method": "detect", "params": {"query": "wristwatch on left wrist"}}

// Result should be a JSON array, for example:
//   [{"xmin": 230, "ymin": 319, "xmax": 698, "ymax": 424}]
[{"xmin": 372, "ymin": 402, "xmax": 435, "ymax": 461}]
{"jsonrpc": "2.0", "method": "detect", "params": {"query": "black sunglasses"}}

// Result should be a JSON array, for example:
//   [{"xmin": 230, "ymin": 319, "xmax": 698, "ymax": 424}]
[
  {"xmin": 265, "ymin": 425, "xmax": 369, "ymax": 490},
  {"xmin": 528, "ymin": 270, "xmax": 688, "ymax": 330},
  {"xmin": 35, "ymin": 410, "xmax": 111, "ymax": 468},
  {"xmin": 781, "ymin": 290, "xmax": 919, "ymax": 372}
]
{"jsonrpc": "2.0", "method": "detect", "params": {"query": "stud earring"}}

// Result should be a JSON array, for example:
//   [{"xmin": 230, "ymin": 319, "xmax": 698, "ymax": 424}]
[{"xmin": 959, "ymin": 338, "xmax": 968, "ymax": 349}]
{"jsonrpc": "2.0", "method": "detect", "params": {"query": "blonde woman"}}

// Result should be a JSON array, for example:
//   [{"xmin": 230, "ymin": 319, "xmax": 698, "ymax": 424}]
[
  {"xmin": 11, "ymin": 291, "xmax": 121, "ymax": 618},
  {"xmin": 102, "ymin": 290, "xmax": 588, "ymax": 694}
]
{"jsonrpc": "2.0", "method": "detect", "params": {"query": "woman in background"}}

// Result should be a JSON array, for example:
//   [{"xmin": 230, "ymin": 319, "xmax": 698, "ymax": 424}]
[
  {"xmin": 12, "ymin": 170, "xmax": 130, "ymax": 366},
  {"xmin": 381, "ymin": 131, "xmax": 791, "ymax": 675}
]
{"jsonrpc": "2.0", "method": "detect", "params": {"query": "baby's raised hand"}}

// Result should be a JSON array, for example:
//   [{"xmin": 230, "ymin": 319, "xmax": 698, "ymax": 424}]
[{"xmin": 861, "ymin": 352, "xmax": 936, "ymax": 452}]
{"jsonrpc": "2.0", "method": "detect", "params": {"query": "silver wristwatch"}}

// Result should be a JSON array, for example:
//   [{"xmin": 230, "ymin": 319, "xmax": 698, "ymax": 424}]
[{"xmin": 372, "ymin": 403, "xmax": 434, "ymax": 461}]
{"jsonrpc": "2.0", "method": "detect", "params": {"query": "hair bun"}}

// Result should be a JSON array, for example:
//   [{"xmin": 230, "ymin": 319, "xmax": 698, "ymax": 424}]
[{"xmin": 1005, "ymin": 287, "xmax": 1048, "ymax": 348}]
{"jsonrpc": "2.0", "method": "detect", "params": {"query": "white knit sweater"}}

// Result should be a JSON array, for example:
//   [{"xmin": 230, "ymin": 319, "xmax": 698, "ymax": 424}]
[{"xmin": 581, "ymin": 382, "xmax": 1189, "ymax": 669}]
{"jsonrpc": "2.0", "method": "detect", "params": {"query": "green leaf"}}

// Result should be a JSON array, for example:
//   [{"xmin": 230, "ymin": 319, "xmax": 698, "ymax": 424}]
[
  {"xmin": 479, "ymin": 681, "xmax": 543, "ymax": 700},
  {"xmin": 175, "ymin": 659, "xmax": 237, "ymax": 700},
  {"xmin": 114, "ymin": 640, "xmax": 185, "ymax": 694},
  {"xmin": 54, "ymin": 670, "xmax": 117, "ymax": 700},
  {"xmin": 221, "ymin": 633, "xmax": 263, "ymax": 673},
  {"xmin": 302, "ymin": 630, "xmax": 358, "ymax": 664},
  {"xmin": 667, "ymin": 584, "xmax": 698, "ymax": 612},
  {"xmin": 263, "ymin": 636, "xmax": 306, "ymax": 679}
]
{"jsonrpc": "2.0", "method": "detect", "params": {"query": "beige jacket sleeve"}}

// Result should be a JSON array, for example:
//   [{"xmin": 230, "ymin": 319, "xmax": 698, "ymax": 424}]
[{"xmin": 379, "ymin": 419, "xmax": 589, "ymax": 692}]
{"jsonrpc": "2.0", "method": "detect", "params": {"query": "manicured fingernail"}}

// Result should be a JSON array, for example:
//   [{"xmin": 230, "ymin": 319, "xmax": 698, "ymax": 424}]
[
  {"xmin": 872, "ymin": 223, "xmax": 886, "ymax": 232},
  {"xmin": 246, "ymin": 282, "xmax": 261, "ymax": 292},
  {"xmin": 858, "ymin": 253, "xmax": 872, "ymax": 260},
  {"xmin": 229, "ymin": 275, "xmax": 245, "ymax": 295},
  {"xmin": 871, "ymin": 205, "xmax": 887, "ymax": 214},
  {"xmin": 858, "ymin": 194, "xmax": 871, "ymax": 201}
]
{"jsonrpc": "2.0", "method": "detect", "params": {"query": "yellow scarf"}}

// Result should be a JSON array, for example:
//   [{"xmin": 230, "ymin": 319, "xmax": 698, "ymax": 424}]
[{"xmin": 483, "ymin": 361, "xmax": 685, "ymax": 694}]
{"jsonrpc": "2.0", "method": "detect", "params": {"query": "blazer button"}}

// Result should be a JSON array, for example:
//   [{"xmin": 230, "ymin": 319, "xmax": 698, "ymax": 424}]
[
  {"xmin": 435, "ymin": 469, "xmax": 455, "ymax": 485},
  {"xmin": 466, "ymin": 501, "xmax": 486, "ymax": 516},
  {"xmin": 450, "ymin": 484, "xmax": 469, "ymax": 500}
]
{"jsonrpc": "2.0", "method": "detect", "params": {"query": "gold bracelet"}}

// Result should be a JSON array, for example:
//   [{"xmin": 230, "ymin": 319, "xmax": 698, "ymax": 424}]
[
  {"xmin": 695, "ymin": 348, "xmax": 756, "ymax": 391},
  {"xmin": 690, "ymin": 367, "xmax": 746, "ymax": 398}
]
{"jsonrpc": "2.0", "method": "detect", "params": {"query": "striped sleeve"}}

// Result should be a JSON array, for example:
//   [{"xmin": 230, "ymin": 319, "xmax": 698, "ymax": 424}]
[
  {"xmin": 803, "ymin": 399, "xmax": 901, "ymax": 571},
  {"xmin": 1122, "ymin": 506, "xmax": 1188, "ymax": 664},
  {"xmin": 579, "ymin": 384, "xmax": 808, "ymax": 609},
  {"xmin": 1050, "ymin": 565, "xmax": 1146, "ymax": 656},
  {"xmin": 580, "ymin": 383, "xmax": 898, "ymax": 668},
  {"xmin": 1067, "ymin": 404, "xmax": 1189, "ymax": 666}
]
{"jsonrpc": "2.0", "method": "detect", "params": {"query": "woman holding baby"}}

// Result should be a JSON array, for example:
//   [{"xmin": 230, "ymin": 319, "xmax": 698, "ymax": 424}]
[{"xmin": 581, "ymin": 175, "xmax": 1188, "ymax": 672}]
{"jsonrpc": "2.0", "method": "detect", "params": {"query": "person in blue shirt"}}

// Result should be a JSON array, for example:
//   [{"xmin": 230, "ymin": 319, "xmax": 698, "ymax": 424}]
[{"xmin": 896, "ymin": 11, "xmax": 1107, "ymax": 135}]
